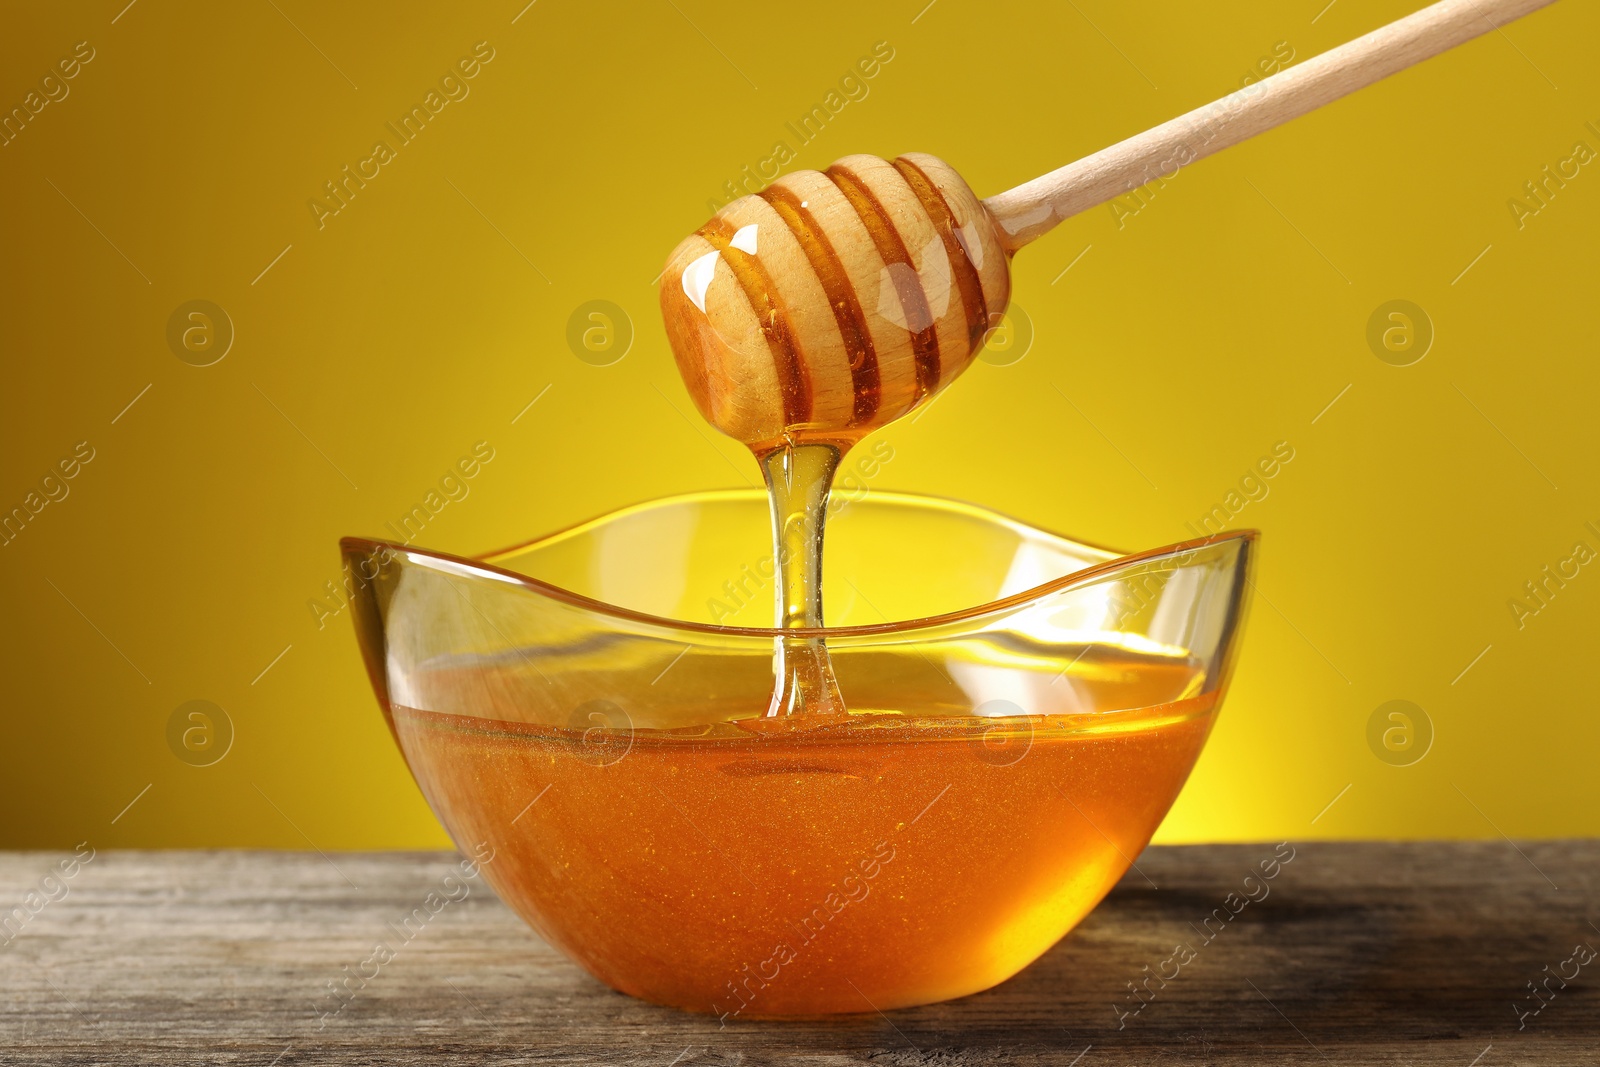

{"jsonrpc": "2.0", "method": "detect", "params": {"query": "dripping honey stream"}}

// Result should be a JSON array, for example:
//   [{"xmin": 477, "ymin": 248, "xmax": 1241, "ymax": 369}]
[{"xmin": 756, "ymin": 440, "xmax": 848, "ymax": 719}]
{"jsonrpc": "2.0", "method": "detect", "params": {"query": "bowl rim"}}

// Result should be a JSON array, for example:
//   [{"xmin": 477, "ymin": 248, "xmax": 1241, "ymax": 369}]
[{"xmin": 340, "ymin": 489, "xmax": 1257, "ymax": 641}]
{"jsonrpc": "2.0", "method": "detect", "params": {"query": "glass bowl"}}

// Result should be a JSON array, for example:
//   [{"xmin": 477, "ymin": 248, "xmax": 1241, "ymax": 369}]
[{"xmin": 342, "ymin": 491, "xmax": 1255, "ymax": 1018}]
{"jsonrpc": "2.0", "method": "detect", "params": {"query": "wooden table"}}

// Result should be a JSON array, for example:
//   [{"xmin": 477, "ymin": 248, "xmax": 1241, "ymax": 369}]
[{"xmin": 2, "ymin": 842, "xmax": 1595, "ymax": 1064}]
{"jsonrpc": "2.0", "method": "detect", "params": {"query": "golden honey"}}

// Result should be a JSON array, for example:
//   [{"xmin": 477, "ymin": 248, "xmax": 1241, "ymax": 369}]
[{"xmin": 389, "ymin": 652, "xmax": 1216, "ymax": 1016}]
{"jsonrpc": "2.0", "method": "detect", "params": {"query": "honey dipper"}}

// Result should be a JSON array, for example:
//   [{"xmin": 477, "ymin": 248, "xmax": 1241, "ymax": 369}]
[{"xmin": 660, "ymin": 0, "xmax": 1557, "ymax": 454}]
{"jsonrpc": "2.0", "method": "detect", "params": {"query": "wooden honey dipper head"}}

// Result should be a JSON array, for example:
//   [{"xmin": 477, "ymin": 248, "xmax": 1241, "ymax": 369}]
[
  {"xmin": 660, "ymin": 0, "xmax": 1560, "ymax": 454},
  {"xmin": 660, "ymin": 153, "xmax": 1011, "ymax": 454}
]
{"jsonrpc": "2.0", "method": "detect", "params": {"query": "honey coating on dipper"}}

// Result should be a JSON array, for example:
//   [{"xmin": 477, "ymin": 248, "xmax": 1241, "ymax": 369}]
[{"xmin": 660, "ymin": 153, "xmax": 1011, "ymax": 454}]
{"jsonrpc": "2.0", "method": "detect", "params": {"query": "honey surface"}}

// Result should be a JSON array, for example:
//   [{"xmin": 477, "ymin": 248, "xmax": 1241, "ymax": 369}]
[{"xmin": 392, "ymin": 665, "xmax": 1215, "ymax": 1016}]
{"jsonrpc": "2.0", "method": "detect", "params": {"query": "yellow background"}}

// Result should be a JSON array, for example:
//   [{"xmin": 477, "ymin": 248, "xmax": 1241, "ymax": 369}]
[{"xmin": 2, "ymin": 0, "xmax": 1594, "ymax": 849}]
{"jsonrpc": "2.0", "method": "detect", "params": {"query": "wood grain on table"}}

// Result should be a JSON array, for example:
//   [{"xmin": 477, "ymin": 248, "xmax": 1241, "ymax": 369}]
[{"xmin": 1, "ymin": 842, "xmax": 1595, "ymax": 1065}]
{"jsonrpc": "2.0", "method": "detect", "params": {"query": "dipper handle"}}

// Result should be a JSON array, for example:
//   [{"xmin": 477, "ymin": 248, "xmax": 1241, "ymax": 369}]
[
  {"xmin": 659, "ymin": 0, "xmax": 1561, "ymax": 453},
  {"xmin": 985, "ymin": 0, "xmax": 1560, "ymax": 252}
]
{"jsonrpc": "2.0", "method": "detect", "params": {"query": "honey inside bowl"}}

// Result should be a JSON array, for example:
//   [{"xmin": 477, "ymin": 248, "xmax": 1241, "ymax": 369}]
[{"xmin": 344, "ymin": 492, "xmax": 1255, "ymax": 1016}]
